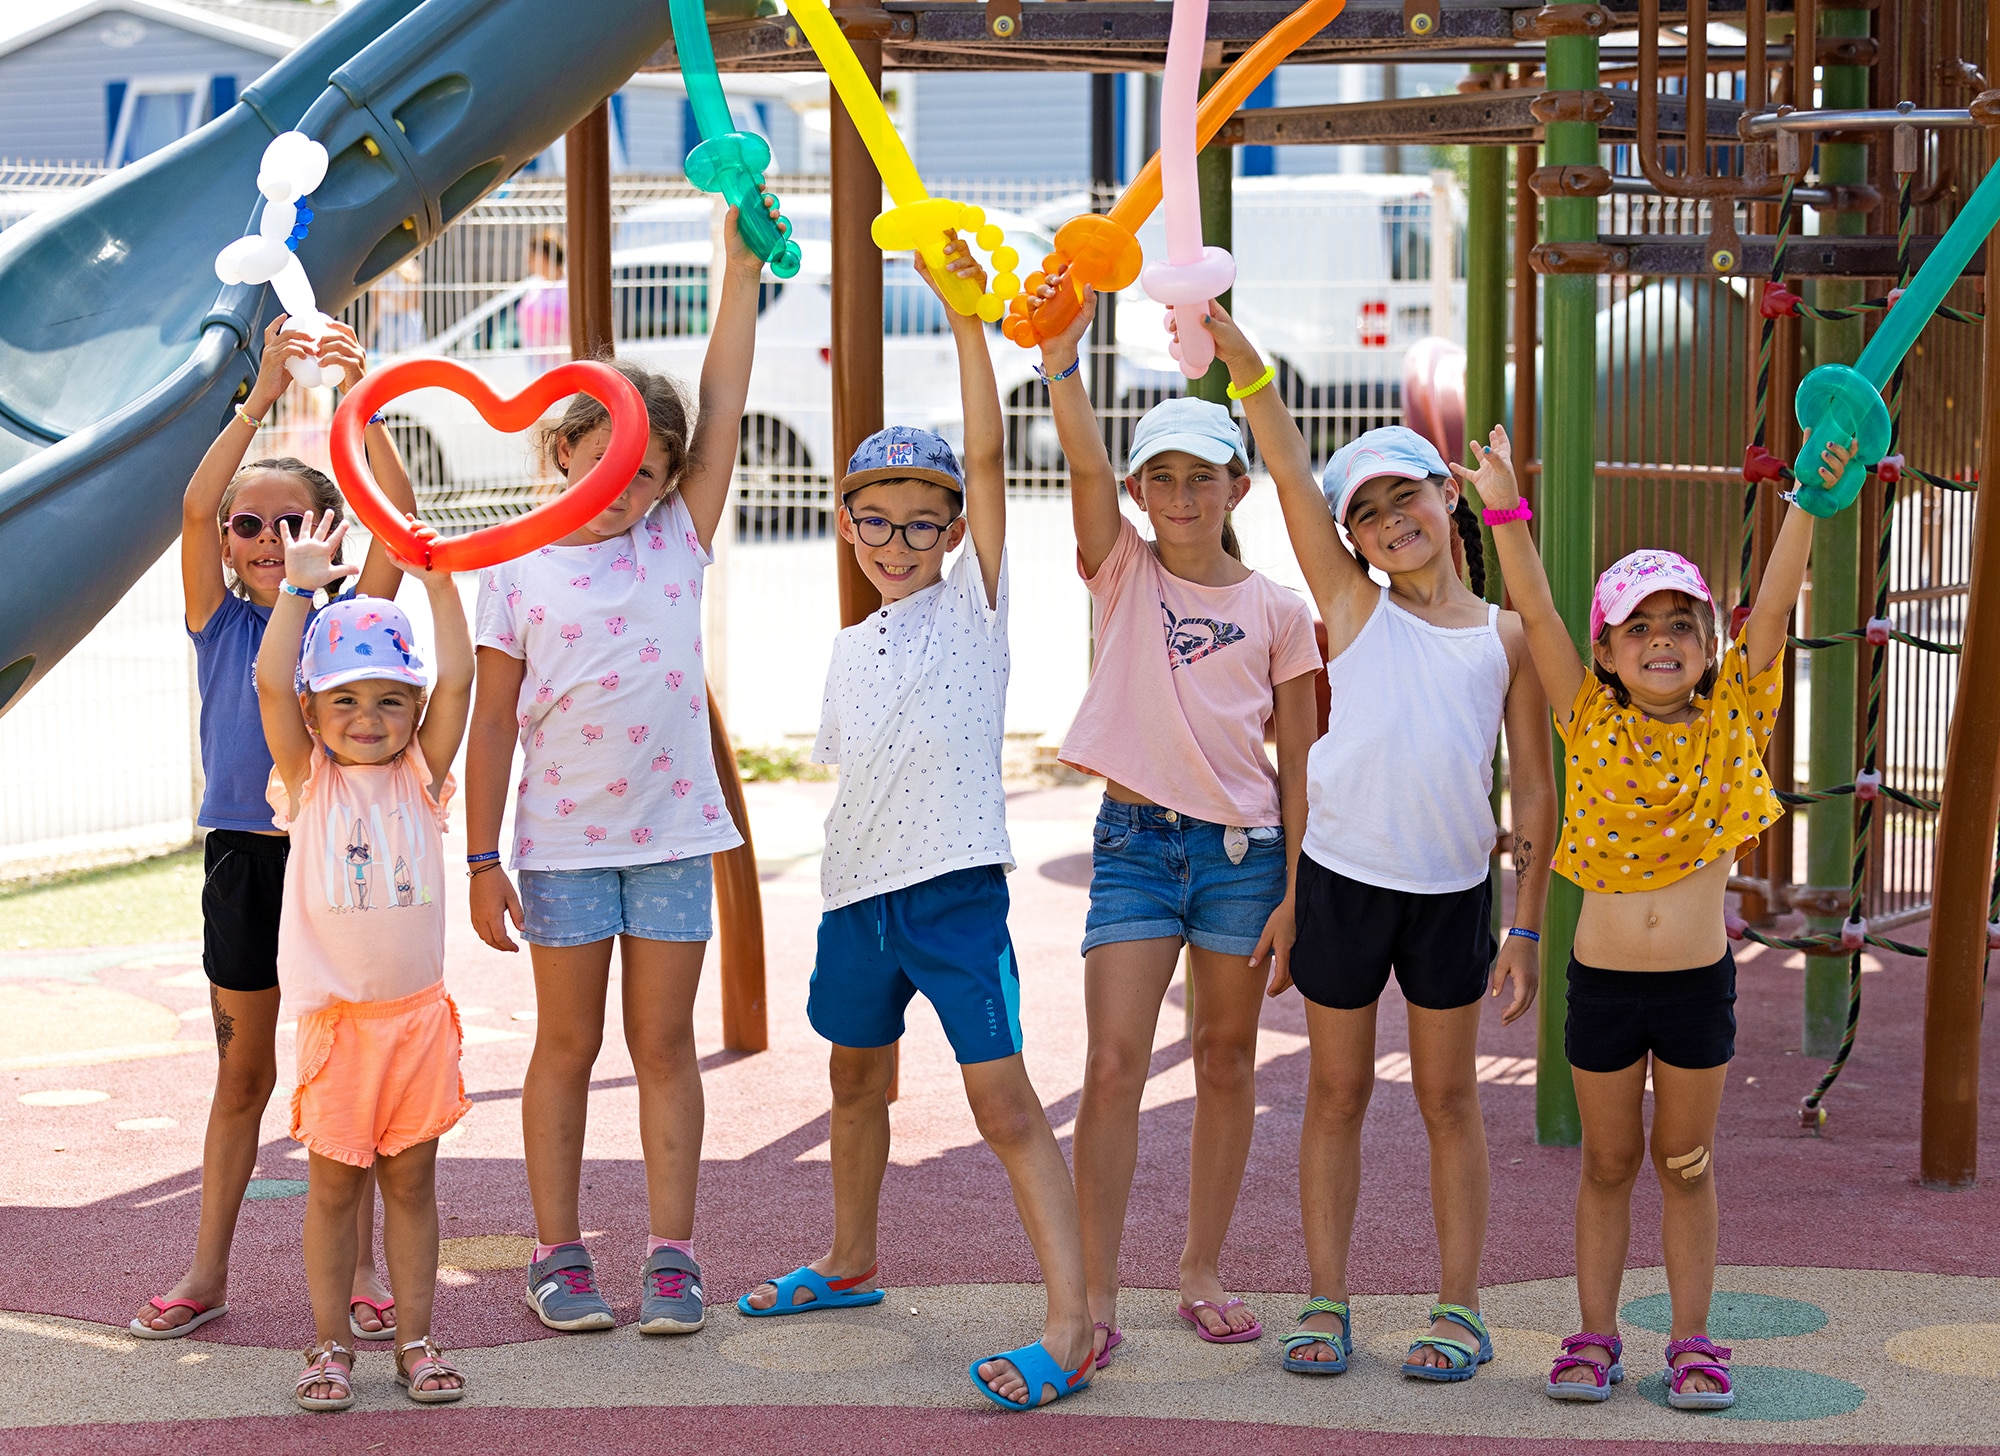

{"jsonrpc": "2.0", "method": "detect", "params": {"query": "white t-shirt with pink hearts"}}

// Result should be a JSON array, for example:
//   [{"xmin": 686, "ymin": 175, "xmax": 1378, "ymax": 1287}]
[{"xmin": 475, "ymin": 493, "xmax": 743, "ymax": 872}]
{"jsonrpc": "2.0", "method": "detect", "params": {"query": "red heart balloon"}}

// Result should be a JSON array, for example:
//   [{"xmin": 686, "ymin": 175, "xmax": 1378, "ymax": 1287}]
[{"xmin": 330, "ymin": 357, "xmax": 648, "ymax": 572}]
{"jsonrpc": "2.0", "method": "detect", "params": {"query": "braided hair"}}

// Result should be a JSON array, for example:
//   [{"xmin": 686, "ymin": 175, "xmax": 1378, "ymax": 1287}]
[{"xmin": 1449, "ymin": 487, "xmax": 1486, "ymax": 598}]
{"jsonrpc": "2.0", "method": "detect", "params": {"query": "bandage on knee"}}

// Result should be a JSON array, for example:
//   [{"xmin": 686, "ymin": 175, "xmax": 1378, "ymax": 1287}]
[{"xmin": 1666, "ymin": 1145, "xmax": 1710, "ymax": 1180}]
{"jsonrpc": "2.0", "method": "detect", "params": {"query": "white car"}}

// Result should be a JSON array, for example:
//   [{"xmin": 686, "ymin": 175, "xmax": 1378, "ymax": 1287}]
[{"xmin": 378, "ymin": 200, "xmax": 1104, "ymax": 535}]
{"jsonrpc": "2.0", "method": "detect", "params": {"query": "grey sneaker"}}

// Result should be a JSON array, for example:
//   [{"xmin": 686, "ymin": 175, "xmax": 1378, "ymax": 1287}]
[
  {"xmin": 638, "ymin": 1247, "xmax": 705, "ymax": 1334},
  {"xmin": 524, "ymin": 1244, "xmax": 615, "ymax": 1332}
]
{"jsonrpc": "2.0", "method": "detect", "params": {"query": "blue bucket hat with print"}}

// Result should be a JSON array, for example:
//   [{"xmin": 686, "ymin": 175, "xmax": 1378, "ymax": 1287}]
[
  {"xmin": 840, "ymin": 425, "xmax": 965, "ymax": 500},
  {"xmin": 1322, "ymin": 425, "xmax": 1450, "ymax": 524},
  {"xmin": 295, "ymin": 595, "xmax": 428, "ymax": 695}
]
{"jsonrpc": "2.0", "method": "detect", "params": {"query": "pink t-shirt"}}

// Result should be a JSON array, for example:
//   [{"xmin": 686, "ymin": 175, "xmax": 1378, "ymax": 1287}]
[
  {"xmin": 1060, "ymin": 516, "xmax": 1323, "ymax": 827},
  {"xmin": 269, "ymin": 740, "xmax": 450, "ymax": 1017}
]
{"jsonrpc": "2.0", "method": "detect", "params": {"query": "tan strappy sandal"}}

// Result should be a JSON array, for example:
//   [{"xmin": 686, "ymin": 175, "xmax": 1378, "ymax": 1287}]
[
  {"xmin": 395, "ymin": 1335, "xmax": 467, "ymax": 1404},
  {"xmin": 295, "ymin": 1340, "xmax": 355, "ymax": 1412}
]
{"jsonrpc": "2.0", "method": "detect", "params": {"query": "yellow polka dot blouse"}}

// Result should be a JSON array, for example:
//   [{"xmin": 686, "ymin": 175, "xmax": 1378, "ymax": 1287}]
[{"xmin": 1552, "ymin": 628, "xmax": 1785, "ymax": 893}]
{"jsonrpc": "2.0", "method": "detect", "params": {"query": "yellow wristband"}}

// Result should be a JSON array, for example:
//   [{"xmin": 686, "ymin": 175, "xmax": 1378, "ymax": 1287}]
[{"xmin": 1225, "ymin": 364, "xmax": 1276, "ymax": 401}]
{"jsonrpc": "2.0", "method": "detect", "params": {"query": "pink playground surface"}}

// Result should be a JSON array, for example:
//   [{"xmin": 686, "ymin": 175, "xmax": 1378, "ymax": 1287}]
[{"xmin": 4, "ymin": 782, "xmax": 1999, "ymax": 1450}]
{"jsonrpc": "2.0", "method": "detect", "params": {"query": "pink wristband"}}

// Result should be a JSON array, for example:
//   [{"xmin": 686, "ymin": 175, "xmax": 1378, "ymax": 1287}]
[{"xmin": 1482, "ymin": 501, "xmax": 1533, "ymax": 526}]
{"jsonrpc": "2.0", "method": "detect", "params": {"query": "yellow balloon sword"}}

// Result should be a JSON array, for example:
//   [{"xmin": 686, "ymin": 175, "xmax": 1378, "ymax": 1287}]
[{"xmin": 785, "ymin": 0, "xmax": 1021, "ymax": 318}]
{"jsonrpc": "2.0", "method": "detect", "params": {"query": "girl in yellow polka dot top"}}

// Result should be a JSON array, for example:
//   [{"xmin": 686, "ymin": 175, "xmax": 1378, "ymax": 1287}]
[{"xmin": 1456, "ymin": 422, "xmax": 1853, "ymax": 1415}]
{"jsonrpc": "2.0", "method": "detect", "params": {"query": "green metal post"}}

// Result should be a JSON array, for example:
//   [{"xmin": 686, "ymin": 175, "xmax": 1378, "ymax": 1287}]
[
  {"xmin": 1803, "ymin": 12, "xmax": 1867, "ymax": 1057},
  {"xmin": 1535, "ymin": 31, "xmax": 1599, "ymax": 1147},
  {"xmin": 1191, "ymin": 67, "xmax": 1234, "ymax": 406},
  {"xmin": 1465, "ymin": 77, "xmax": 1509, "ymax": 938}
]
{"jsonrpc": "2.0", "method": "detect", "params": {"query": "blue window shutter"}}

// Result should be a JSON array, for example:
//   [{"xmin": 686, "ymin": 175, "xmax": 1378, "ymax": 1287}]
[
  {"xmin": 105, "ymin": 80, "xmax": 128, "ymax": 161},
  {"xmin": 1241, "ymin": 75, "xmax": 1277, "ymax": 177},
  {"xmin": 209, "ymin": 75, "xmax": 236, "ymax": 121}
]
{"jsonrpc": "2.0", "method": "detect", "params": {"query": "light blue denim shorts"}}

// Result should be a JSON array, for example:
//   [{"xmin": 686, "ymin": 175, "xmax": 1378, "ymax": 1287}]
[
  {"xmin": 518, "ymin": 856, "xmax": 715, "ymax": 947},
  {"xmin": 1081, "ymin": 799, "xmax": 1287, "ymax": 957}
]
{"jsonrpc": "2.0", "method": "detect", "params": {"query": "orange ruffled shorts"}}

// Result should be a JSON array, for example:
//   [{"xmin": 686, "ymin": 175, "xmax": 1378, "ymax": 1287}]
[{"xmin": 290, "ymin": 980, "xmax": 470, "ymax": 1168}]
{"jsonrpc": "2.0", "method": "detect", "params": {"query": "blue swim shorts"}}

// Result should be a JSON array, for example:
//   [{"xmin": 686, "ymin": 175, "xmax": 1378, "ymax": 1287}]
[
  {"xmin": 1081, "ymin": 798, "xmax": 1287, "ymax": 958},
  {"xmin": 809, "ymin": 865, "xmax": 1023, "ymax": 1065},
  {"xmin": 518, "ymin": 856, "xmax": 714, "ymax": 947}
]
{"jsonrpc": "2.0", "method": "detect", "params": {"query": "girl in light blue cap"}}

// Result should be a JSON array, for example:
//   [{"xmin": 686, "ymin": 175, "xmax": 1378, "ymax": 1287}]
[{"xmin": 1201, "ymin": 301, "xmax": 1556, "ymax": 1384}]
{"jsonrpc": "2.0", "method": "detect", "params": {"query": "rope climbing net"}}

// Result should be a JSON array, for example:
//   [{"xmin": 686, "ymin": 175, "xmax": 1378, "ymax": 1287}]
[{"xmin": 1736, "ymin": 173, "xmax": 1996, "ymax": 1130}]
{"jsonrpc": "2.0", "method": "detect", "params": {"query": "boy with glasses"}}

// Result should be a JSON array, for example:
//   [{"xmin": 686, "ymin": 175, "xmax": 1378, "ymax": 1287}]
[{"xmin": 737, "ymin": 248, "xmax": 1093, "ymax": 1410}]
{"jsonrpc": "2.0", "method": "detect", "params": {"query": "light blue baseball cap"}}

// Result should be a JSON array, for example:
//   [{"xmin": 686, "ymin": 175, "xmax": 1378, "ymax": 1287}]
[
  {"xmin": 1126, "ymin": 397, "xmax": 1247, "ymax": 475},
  {"xmin": 296, "ymin": 595, "xmax": 427, "ymax": 694},
  {"xmin": 1322, "ymin": 425, "xmax": 1450, "ymax": 523}
]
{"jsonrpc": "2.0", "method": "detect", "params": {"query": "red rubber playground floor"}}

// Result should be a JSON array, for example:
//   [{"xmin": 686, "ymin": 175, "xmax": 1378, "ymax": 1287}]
[{"xmin": 4, "ymin": 781, "xmax": 1999, "ymax": 1453}]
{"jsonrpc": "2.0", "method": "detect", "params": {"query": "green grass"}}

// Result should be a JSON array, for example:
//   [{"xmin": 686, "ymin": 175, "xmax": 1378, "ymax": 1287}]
[
  {"xmin": 0, "ymin": 848, "xmax": 204, "ymax": 950},
  {"xmin": 735, "ymin": 745, "xmax": 831, "ymax": 783}
]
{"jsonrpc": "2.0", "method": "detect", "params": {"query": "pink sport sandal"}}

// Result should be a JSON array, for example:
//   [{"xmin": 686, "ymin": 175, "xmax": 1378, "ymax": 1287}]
[
  {"xmin": 1546, "ymin": 1331, "xmax": 1624, "ymax": 1401},
  {"xmin": 1664, "ymin": 1335, "xmax": 1735, "ymax": 1410}
]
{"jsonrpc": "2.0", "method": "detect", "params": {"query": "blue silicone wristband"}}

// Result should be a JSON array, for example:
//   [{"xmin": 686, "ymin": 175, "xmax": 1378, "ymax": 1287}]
[
  {"xmin": 466, "ymin": 850, "xmax": 501, "ymax": 865},
  {"xmin": 1034, "ymin": 357, "xmax": 1081, "ymax": 384},
  {"xmin": 1506, "ymin": 926, "xmax": 1541, "ymax": 942}
]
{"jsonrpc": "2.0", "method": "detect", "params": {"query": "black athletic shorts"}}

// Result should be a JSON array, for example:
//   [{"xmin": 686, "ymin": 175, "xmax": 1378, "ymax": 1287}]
[
  {"xmin": 1563, "ymin": 949, "xmax": 1737, "ymax": 1073},
  {"xmin": 201, "ymin": 829, "xmax": 289, "ymax": 994},
  {"xmin": 1290, "ymin": 854, "xmax": 1496, "ymax": 1012}
]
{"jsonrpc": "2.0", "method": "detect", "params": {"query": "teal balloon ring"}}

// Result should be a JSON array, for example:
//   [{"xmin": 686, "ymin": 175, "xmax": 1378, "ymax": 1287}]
[{"xmin": 1792, "ymin": 363, "xmax": 1890, "ymax": 518}]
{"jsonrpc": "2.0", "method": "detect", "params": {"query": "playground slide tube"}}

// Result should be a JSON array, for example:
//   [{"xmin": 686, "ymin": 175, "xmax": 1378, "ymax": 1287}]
[{"xmin": 0, "ymin": 0, "xmax": 676, "ymax": 716}]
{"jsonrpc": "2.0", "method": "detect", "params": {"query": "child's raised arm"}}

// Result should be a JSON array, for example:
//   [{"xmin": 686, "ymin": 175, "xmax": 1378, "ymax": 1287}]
[
  {"xmin": 682, "ymin": 197, "xmax": 782, "ymax": 552},
  {"xmin": 256, "ymin": 511, "xmax": 358, "ymax": 804},
  {"xmin": 183, "ymin": 315, "xmax": 313, "ymax": 630},
  {"xmin": 1743, "ymin": 438, "xmax": 1848, "ymax": 675},
  {"xmin": 1204, "ymin": 301, "xmax": 1378, "ymax": 651},
  {"xmin": 1453, "ymin": 426, "xmax": 1587, "ymax": 725},
  {"xmin": 923, "ymin": 241, "xmax": 1004, "ymax": 607},
  {"xmin": 1034, "ymin": 273, "xmax": 1122, "ymax": 577},
  {"xmin": 315, "ymin": 321, "xmax": 423, "ymax": 602},
  {"xmin": 399, "ymin": 549, "xmax": 473, "ymax": 796}
]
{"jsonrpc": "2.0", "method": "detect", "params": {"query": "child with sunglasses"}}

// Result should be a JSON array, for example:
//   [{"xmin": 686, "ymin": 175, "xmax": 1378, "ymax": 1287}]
[
  {"xmin": 137, "ymin": 314, "xmax": 420, "ymax": 1343},
  {"xmin": 739, "ymin": 245, "xmax": 1094, "ymax": 1412}
]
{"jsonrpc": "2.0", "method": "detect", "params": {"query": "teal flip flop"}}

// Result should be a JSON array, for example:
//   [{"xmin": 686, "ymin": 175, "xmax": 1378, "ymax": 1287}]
[
  {"xmin": 1282, "ymin": 1297, "xmax": 1352, "ymax": 1375},
  {"xmin": 969, "ymin": 1340, "xmax": 1091, "ymax": 1410},
  {"xmin": 735, "ymin": 1262, "xmax": 885, "ymax": 1317},
  {"xmin": 1402, "ymin": 1302, "xmax": 1494, "ymax": 1382}
]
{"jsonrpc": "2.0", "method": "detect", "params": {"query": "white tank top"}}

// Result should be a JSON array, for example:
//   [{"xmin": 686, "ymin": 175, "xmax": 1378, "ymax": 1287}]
[{"xmin": 1303, "ymin": 588, "xmax": 1510, "ymax": 895}]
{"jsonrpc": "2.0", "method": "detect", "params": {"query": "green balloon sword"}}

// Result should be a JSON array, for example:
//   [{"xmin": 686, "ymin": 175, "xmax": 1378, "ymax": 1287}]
[{"xmin": 669, "ymin": 0, "xmax": 801, "ymax": 277}]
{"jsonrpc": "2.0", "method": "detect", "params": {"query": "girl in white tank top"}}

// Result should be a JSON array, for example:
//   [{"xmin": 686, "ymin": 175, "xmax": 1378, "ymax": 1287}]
[{"xmin": 1203, "ymin": 305, "xmax": 1556, "ymax": 1382}]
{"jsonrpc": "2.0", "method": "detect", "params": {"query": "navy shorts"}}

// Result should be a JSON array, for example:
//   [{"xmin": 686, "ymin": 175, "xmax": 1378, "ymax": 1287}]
[
  {"xmin": 810, "ymin": 865, "xmax": 1023, "ymax": 1065},
  {"xmin": 1082, "ymin": 798, "xmax": 1288, "ymax": 958},
  {"xmin": 1565, "ymin": 950, "xmax": 1737, "ymax": 1073}
]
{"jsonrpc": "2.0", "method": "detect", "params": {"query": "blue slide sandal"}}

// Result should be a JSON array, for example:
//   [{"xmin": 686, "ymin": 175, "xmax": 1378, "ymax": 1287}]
[
  {"xmin": 969, "ymin": 1340, "xmax": 1092, "ymax": 1410},
  {"xmin": 735, "ymin": 1262, "xmax": 886, "ymax": 1317},
  {"xmin": 1401, "ymin": 1302, "xmax": 1494, "ymax": 1382}
]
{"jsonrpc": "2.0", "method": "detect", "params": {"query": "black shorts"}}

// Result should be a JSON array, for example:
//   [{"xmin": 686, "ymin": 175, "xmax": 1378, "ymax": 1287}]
[
  {"xmin": 1564, "ymin": 950, "xmax": 1737, "ymax": 1073},
  {"xmin": 201, "ymin": 830, "xmax": 289, "ymax": 994},
  {"xmin": 1290, "ymin": 855, "xmax": 1496, "ymax": 1012}
]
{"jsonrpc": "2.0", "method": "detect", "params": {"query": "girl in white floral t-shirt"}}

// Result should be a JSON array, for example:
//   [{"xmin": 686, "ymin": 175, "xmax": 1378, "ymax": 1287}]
[{"xmin": 463, "ymin": 205, "xmax": 770, "ymax": 1337}]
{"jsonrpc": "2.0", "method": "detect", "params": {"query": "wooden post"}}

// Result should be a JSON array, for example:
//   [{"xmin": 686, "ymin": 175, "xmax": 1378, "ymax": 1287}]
[
  {"xmin": 568, "ymin": 98, "xmax": 766, "ymax": 1050},
  {"xmin": 564, "ymin": 103, "xmax": 614, "ymax": 360},
  {"xmin": 1918, "ymin": 36, "xmax": 2000, "ymax": 1190},
  {"xmin": 828, "ymin": 16, "xmax": 892, "ymax": 1096}
]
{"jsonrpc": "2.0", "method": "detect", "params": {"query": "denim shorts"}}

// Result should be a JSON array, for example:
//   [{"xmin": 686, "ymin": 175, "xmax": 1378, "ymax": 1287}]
[
  {"xmin": 1081, "ymin": 798, "xmax": 1287, "ymax": 958},
  {"xmin": 518, "ymin": 856, "xmax": 714, "ymax": 947}
]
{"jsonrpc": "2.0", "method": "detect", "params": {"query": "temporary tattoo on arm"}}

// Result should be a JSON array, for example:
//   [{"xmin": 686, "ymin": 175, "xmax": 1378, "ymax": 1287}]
[
  {"xmin": 1515, "ymin": 839, "xmax": 1532, "ymax": 897},
  {"xmin": 211, "ymin": 985, "xmax": 236, "ymax": 1058}
]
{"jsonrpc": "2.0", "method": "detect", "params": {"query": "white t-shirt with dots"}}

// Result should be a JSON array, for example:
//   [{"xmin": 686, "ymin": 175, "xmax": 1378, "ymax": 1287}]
[{"xmin": 812, "ymin": 540, "xmax": 1012, "ymax": 911}]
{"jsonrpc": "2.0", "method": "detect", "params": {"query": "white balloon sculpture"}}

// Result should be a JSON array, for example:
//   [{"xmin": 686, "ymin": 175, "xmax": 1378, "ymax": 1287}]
[{"xmin": 214, "ymin": 131, "xmax": 343, "ymax": 387}]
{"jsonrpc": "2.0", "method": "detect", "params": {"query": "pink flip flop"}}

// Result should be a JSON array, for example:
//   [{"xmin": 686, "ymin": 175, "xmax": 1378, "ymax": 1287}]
[
  {"xmin": 1095, "ymin": 1321, "xmax": 1124, "ymax": 1369},
  {"xmin": 350, "ymin": 1295, "xmax": 397, "ymax": 1341},
  {"xmin": 129, "ymin": 1296, "xmax": 227, "ymax": 1340},
  {"xmin": 1178, "ymin": 1297, "xmax": 1263, "ymax": 1344}
]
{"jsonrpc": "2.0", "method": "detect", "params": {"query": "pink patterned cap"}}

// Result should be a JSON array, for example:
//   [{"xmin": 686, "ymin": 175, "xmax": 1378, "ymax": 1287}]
[{"xmin": 1589, "ymin": 549, "xmax": 1714, "ymax": 641}]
